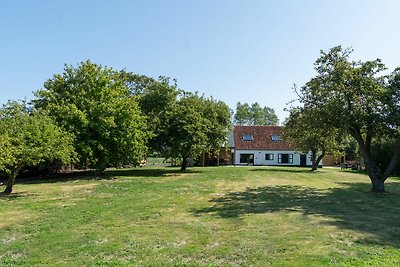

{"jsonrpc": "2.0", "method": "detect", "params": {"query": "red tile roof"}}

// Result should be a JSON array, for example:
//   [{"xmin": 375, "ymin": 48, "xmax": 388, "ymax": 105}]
[{"xmin": 233, "ymin": 126, "xmax": 295, "ymax": 150}]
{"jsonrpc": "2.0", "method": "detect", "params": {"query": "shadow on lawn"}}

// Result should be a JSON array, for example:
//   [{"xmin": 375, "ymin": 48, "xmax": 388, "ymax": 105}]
[
  {"xmin": 250, "ymin": 167, "xmax": 314, "ymax": 174},
  {"xmin": 13, "ymin": 167, "xmax": 197, "ymax": 185},
  {"xmin": 0, "ymin": 191, "xmax": 37, "ymax": 201},
  {"xmin": 193, "ymin": 182, "xmax": 400, "ymax": 247},
  {"xmin": 105, "ymin": 167, "xmax": 199, "ymax": 178}
]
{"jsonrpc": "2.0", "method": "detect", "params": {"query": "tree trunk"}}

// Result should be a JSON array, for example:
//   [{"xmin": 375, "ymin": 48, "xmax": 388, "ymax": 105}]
[
  {"xmin": 311, "ymin": 160, "xmax": 318, "ymax": 171},
  {"xmin": 371, "ymin": 176, "xmax": 385, "ymax": 192},
  {"xmin": 357, "ymin": 141, "xmax": 388, "ymax": 192},
  {"xmin": 362, "ymin": 153, "xmax": 388, "ymax": 192},
  {"xmin": 181, "ymin": 157, "xmax": 188, "ymax": 171},
  {"xmin": 362, "ymin": 150, "xmax": 387, "ymax": 192},
  {"xmin": 349, "ymin": 129, "xmax": 388, "ymax": 193},
  {"xmin": 3, "ymin": 171, "xmax": 18, "ymax": 194},
  {"xmin": 310, "ymin": 150, "xmax": 324, "ymax": 171},
  {"xmin": 310, "ymin": 150, "xmax": 316, "ymax": 171}
]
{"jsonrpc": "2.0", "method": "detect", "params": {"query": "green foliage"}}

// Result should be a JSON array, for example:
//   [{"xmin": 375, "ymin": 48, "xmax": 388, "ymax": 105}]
[
  {"xmin": 137, "ymin": 77, "xmax": 180, "ymax": 154},
  {"xmin": 34, "ymin": 61, "xmax": 150, "ymax": 171},
  {"xmin": 295, "ymin": 46, "xmax": 400, "ymax": 191},
  {"xmin": 0, "ymin": 101, "xmax": 76, "ymax": 193},
  {"xmin": 32, "ymin": 61, "xmax": 229, "ymax": 172},
  {"xmin": 161, "ymin": 93, "xmax": 231, "ymax": 170},
  {"xmin": 283, "ymin": 107, "xmax": 343, "ymax": 169},
  {"xmin": 234, "ymin": 101, "xmax": 278, "ymax": 125},
  {"xmin": 166, "ymin": 95, "xmax": 210, "ymax": 162},
  {"xmin": 133, "ymin": 76, "xmax": 231, "ymax": 170},
  {"xmin": 201, "ymin": 97, "xmax": 232, "ymax": 153},
  {"xmin": 371, "ymin": 138, "xmax": 400, "ymax": 175},
  {"xmin": 343, "ymin": 138, "xmax": 360, "ymax": 161},
  {"xmin": 303, "ymin": 46, "xmax": 392, "ymax": 135},
  {"xmin": 234, "ymin": 102, "xmax": 251, "ymax": 125},
  {"xmin": 120, "ymin": 70, "xmax": 157, "ymax": 96}
]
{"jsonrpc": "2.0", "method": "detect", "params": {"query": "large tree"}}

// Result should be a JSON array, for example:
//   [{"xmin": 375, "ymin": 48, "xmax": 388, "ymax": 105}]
[
  {"xmin": 234, "ymin": 102, "xmax": 278, "ymax": 126},
  {"xmin": 283, "ymin": 107, "xmax": 343, "ymax": 171},
  {"xmin": 125, "ymin": 72, "xmax": 231, "ymax": 171},
  {"xmin": 136, "ymin": 77, "xmax": 180, "ymax": 155},
  {"xmin": 0, "ymin": 102, "xmax": 76, "ymax": 194},
  {"xmin": 34, "ymin": 61, "xmax": 150, "ymax": 171},
  {"xmin": 297, "ymin": 46, "xmax": 400, "ymax": 192}
]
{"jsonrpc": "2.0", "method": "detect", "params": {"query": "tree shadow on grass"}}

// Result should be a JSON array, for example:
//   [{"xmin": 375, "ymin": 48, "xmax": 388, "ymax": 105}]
[
  {"xmin": 193, "ymin": 182, "xmax": 400, "ymax": 247},
  {"xmin": 0, "ymin": 191, "xmax": 37, "ymax": 201},
  {"xmin": 13, "ymin": 167, "xmax": 199, "ymax": 185},
  {"xmin": 105, "ymin": 167, "xmax": 199, "ymax": 178},
  {"xmin": 250, "ymin": 167, "xmax": 315, "ymax": 174}
]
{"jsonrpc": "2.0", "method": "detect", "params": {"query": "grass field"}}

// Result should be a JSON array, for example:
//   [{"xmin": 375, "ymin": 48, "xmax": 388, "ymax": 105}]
[{"xmin": 1, "ymin": 166, "xmax": 400, "ymax": 266}]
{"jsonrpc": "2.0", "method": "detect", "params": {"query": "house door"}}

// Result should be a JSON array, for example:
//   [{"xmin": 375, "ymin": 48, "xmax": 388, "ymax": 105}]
[{"xmin": 300, "ymin": 154, "xmax": 307, "ymax": 167}]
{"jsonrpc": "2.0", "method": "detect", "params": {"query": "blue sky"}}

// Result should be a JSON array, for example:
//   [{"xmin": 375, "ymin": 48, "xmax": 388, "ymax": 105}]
[{"xmin": 1, "ymin": 1, "xmax": 400, "ymax": 122}]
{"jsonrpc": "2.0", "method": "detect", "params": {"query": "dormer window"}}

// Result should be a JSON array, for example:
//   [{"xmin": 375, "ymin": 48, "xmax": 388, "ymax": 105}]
[
  {"xmin": 242, "ymin": 134, "xmax": 253, "ymax": 141},
  {"xmin": 271, "ymin": 134, "xmax": 281, "ymax": 142}
]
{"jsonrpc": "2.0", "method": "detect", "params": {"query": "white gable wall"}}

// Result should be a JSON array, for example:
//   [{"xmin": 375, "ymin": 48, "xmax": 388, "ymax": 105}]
[{"xmin": 234, "ymin": 149, "xmax": 318, "ymax": 166}]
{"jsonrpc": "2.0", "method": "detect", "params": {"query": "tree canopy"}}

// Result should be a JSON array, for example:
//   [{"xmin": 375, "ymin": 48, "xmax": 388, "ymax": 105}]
[
  {"xmin": 283, "ymin": 107, "xmax": 343, "ymax": 171},
  {"xmin": 132, "ymin": 77, "xmax": 231, "ymax": 171},
  {"xmin": 234, "ymin": 102, "xmax": 278, "ymax": 126},
  {"xmin": 34, "ymin": 61, "xmax": 150, "ymax": 171},
  {"xmin": 295, "ymin": 46, "xmax": 400, "ymax": 192},
  {"xmin": 0, "ymin": 101, "xmax": 76, "ymax": 193},
  {"xmin": 0, "ymin": 59, "xmax": 232, "ymax": 194}
]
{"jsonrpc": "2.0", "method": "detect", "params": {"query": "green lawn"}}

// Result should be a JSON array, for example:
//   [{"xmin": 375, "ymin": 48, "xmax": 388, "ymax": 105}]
[{"xmin": 1, "ymin": 166, "xmax": 400, "ymax": 266}]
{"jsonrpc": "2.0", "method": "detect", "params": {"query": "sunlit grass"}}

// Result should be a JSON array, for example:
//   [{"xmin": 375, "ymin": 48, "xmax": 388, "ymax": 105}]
[{"xmin": 1, "ymin": 166, "xmax": 400, "ymax": 266}]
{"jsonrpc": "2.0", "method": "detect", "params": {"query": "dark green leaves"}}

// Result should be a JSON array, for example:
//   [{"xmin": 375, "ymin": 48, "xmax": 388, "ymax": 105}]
[
  {"xmin": 0, "ymin": 101, "xmax": 76, "ymax": 192},
  {"xmin": 34, "ymin": 61, "xmax": 150, "ymax": 171},
  {"xmin": 234, "ymin": 102, "xmax": 279, "ymax": 126}
]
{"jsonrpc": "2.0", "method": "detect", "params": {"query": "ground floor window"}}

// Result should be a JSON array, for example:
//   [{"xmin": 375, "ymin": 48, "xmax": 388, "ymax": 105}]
[
  {"xmin": 240, "ymin": 154, "xmax": 254, "ymax": 164},
  {"xmin": 265, "ymin": 153, "xmax": 274, "ymax": 160},
  {"xmin": 278, "ymin": 153, "xmax": 293, "ymax": 164}
]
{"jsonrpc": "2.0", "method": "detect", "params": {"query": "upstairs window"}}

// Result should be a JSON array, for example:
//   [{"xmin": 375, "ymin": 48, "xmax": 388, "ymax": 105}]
[
  {"xmin": 271, "ymin": 134, "xmax": 281, "ymax": 142},
  {"xmin": 242, "ymin": 134, "xmax": 254, "ymax": 141}
]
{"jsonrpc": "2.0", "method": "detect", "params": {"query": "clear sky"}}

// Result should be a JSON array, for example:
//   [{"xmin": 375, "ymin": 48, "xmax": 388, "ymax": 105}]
[{"xmin": 1, "ymin": 1, "xmax": 400, "ymax": 122}]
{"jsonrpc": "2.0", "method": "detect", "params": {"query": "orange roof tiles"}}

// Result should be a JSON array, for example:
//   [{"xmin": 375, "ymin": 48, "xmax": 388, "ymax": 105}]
[{"xmin": 233, "ymin": 125, "xmax": 295, "ymax": 150}]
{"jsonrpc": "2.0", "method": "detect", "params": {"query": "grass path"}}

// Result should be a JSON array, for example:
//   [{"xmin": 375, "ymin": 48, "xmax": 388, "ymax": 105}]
[{"xmin": 1, "ymin": 167, "xmax": 400, "ymax": 266}]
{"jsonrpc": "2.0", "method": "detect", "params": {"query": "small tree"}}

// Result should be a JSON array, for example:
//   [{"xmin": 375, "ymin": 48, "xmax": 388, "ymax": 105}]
[
  {"xmin": 134, "ymin": 76, "xmax": 231, "ymax": 171},
  {"xmin": 166, "ymin": 95, "xmax": 209, "ymax": 170},
  {"xmin": 0, "ymin": 102, "xmax": 76, "ymax": 194},
  {"xmin": 162, "ymin": 93, "xmax": 230, "ymax": 171},
  {"xmin": 283, "ymin": 107, "xmax": 343, "ymax": 170}
]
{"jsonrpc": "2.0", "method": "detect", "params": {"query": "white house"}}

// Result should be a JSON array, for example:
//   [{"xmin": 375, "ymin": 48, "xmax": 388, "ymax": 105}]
[{"xmin": 230, "ymin": 125, "xmax": 317, "ymax": 167}]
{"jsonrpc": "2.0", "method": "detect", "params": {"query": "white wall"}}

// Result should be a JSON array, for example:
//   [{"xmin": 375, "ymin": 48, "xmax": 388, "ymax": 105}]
[{"xmin": 234, "ymin": 150, "xmax": 318, "ymax": 166}]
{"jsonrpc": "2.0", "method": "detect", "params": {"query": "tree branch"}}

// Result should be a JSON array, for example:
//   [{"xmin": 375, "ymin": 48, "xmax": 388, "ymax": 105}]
[{"xmin": 382, "ymin": 137, "xmax": 400, "ymax": 180}]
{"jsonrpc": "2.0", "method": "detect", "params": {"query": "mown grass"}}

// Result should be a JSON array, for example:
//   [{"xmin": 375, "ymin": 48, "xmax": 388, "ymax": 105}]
[{"xmin": 1, "ymin": 166, "xmax": 400, "ymax": 266}]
